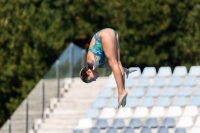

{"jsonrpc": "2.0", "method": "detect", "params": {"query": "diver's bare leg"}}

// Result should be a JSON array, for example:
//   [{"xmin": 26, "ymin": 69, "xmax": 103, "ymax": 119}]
[
  {"xmin": 101, "ymin": 29, "xmax": 127, "ymax": 107},
  {"xmin": 116, "ymin": 33, "xmax": 127, "ymax": 107}
]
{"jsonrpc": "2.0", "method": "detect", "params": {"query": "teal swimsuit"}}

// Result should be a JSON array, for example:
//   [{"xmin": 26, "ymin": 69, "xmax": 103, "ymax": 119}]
[{"xmin": 88, "ymin": 28, "xmax": 117, "ymax": 67}]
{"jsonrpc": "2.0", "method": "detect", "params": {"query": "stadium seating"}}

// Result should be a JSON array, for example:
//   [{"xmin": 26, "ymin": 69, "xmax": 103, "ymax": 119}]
[
  {"xmin": 123, "ymin": 127, "xmax": 134, "ymax": 133},
  {"xmin": 172, "ymin": 96, "xmax": 187, "ymax": 107},
  {"xmin": 144, "ymin": 118, "xmax": 159, "ymax": 128},
  {"xmin": 190, "ymin": 127, "xmax": 200, "ymax": 133},
  {"xmin": 145, "ymin": 86, "xmax": 160, "ymax": 97},
  {"xmin": 178, "ymin": 86, "xmax": 192, "ymax": 96},
  {"xmin": 85, "ymin": 108, "xmax": 99, "ymax": 119},
  {"xmin": 177, "ymin": 116, "xmax": 193, "ymax": 128},
  {"xmin": 194, "ymin": 86, "xmax": 200, "ymax": 95},
  {"xmin": 189, "ymin": 95, "xmax": 200, "ymax": 106},
  {"xmin": 71, "ymin": 66, "xmax": 200, "ymax": 133},
  {"xmin": 165, "ymin": 106, "xmax": 182, "ymax": 117},
  {"xmin": 183, "ymin": 106, "xmax": 198, "ymax": 116},
  {"xmin": 95, "ymin": 119, "xmax": 108, "ymax": 129},
  {"xmin": 161, "ymin": 117, "xmax": 175, "ymax": 128},
  {"xmin": 75, "ymin": 118, "xmax": 93, "ymax": 129},
  {"xmin": 174, "ymin": 128, "xmax": 186, "ymax": 133},
  {"xmin": 156, "ymin": 96, "xmax": 171, "ymax": 107},
  {"xmin": 116, "ymin": 107, "xmax": 132, "ymax": 118},
  {"xmin": 125, "ymin": 77, "xmax": 134, "ymax": 89},
  {"xmin": 173, "ymin": 66, "xmax": 187, "ymax": 76},
  {"xmin": 111, "ymin": 118, "xmax": 125, "ymax": 129},
  {"xmin": 128, "ymin": 118, "xmax": 142, "ymax": 128},
  {"xmin": 130, "ymin": 87, "xmax": 144, "ymax": 97},
  {"xmin": 107, "ymin": 97, "xmax": 118, "ymax": 108},
  {"xmin": 183, "ymin": 76, "xmax": 197, "ymax": 86},
  {"xmin": 140, "ymin": 127, "xmax": 151, "ymax": 133},
  {"xmin": 92, "ymin": 98, "xmax": 106, "ymax": 108},
  {"xmin": 140, "ymin": 97, "xmax": 154, "ymax": 107},
  {"xmin": 194, "ymin": 116, "xmax": 200, "ymax": 127},
  {"xmin": 105, "ymin": 78, "xmax": 117, "ymax": 88},
  {"xmin": 99, "ymin": 107, "xmax": 116, "ymax": 119},
  {"xmin": 174, "ymin": 128, "xmax": 187, "ymax": 133},
  {"xmin": 188, "ymin": 66, "xmax": 200, "ymax": 76},
  {"xmin": 98, "ymin": 87, "xmax": 113, "ymax": 98},
  {"xmin": 132, "ymin": 107, "xmax": 149, "ymax": 118},
  {"xmin": 149, "ymin": 106, "xmax": 165, "ymax": 118},
  {"xmin": 157, "ymin": 66, "xmax": 172, "ymax": 77},
  {"xmin": 142, "ymin": 67, "xmax": 156, "ymax": 77},
  {"xmin": 73, "ymin": 129, "xmax": 83, "ymax": 133},
  {"xmin": 161, "ymin": 86, "xmax": 176, "ymax": 97},
  {"xmin": 6, "ymin": 58, "xmax": 200, "ymax": 133},
  {"xmin": 168, "ymin": 76, "xmax": 182, "ymax": 86},
  {"xmin": 152, "ymin": 76, "xmax": 166, "ymax": 87},
  {"xmin": 136, "ymin": 77, "xmax": 150, "ymax": 87},
  {"xmin": 157, "ymin": 127, "xmax": 169, "ymax": 133},
  {"xmin": 89, "ymin": 127, "xmax": 100, "ymax": 133},
  {"xmin": 126, "ymin": 97, "xmax": 138, "ymax": 108}
]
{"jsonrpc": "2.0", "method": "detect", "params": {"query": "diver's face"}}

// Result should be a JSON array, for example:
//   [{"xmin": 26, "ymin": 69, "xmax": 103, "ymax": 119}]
[{"xmin": 87, "ymin": 69, "xmax": 99, "ymax": 83}]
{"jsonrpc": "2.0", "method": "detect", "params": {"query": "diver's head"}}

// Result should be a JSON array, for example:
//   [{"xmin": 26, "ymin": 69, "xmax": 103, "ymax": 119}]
[{"xmin": 79, "ymin": 67, "xmax": 99, "ymax": 83}]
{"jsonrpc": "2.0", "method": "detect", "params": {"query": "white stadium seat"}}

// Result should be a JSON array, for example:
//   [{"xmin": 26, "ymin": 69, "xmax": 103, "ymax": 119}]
[
  {"xmin": 149, "ymin": 106, "xmax": 165, "ymax": 118},
  {"xmin": 177, "ymin": 116, "xmax": 193, "ymax": 128},
  {"xmin": 190, "ymin": 127, "xmax": 200, "ymax": 133},
  {"xmin": 99, "ymin": 107, "xmax": 116, "ymax": 119},
  {"xmin": 76, "ymin": 118, "xmax": 93, "ymax": 129},
  {"xmin": 173, "ymin": 66, "xmax": 187, "ymax": 76},
  {"xmin": 183, "ymin": 106, "xmax": 198, "ymax": 117},
  {"xmin": 142, "ymin": 67, "xmax": 156, "ymax": 77},
  {"xmin": 116, "ymin": 107, "xmax": 132, "ymax": 118},
  {"xmin": 157, "ymin": 66, "xmax": 172, "ymax": 77},
  {"xmin": 194, "ymin": 116, "xmax": 200, "ymax": 127},
  {"xmin": 189, "ymin": 66, "xmax": 200, "ymax": 76},
  {"xmin": 132, "ymin": 107, "xmax": 149, "ymax": 118},
  {"xmin": 165, "ymin": 106, "xmax": 182, "ymax": 117}
]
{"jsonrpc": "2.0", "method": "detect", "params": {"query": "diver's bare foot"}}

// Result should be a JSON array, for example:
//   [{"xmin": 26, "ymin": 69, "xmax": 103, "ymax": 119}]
[
  {"xmin": 118, "ymin": 91, "xmax": 128, "ymax": 108},
  {"xmin": 125, "ymin": 69, "xmax": 137, "ymax": 78}
]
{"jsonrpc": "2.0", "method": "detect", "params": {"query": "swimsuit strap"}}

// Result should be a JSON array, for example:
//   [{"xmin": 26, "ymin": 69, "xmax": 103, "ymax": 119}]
[
  {"xmin": 94, "ymin": 31, "xmax": 101, "ymax": 41},
  {"xmin": 113, "ymin": 29, "xmax": 117, "ymax": 34}
]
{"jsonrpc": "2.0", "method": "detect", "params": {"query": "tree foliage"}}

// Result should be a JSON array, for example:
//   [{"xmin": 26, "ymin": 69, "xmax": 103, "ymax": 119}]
[{"xmin": 0, "ymin": 0, "xmax": 200, "ymax": 126}]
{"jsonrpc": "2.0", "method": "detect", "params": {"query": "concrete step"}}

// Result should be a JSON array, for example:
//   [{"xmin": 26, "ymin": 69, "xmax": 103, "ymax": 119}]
[
  {"xmin": 36, "ymin": 120, "xmax": 77, "ymax": 130},
  {"xmin": 40, "ymin": 119, "xmax": 75, "ymax": 124},
  {"xmin": 36, "ymin": 129, "xmax": 73, "ymax": 133},
  {"xmin": 35, "ymin": 77, "xmax": 108, "ymax": 133},
  {"xmin": 0, "ymin": 77, "xmax": 108, "ymax": 133},
  {"xmin": 46, "ymin": 114, "xmax": 85, "ymax": 119},
  {"xmin": 39, "ymin": 123, "xmax": 74, "ymax": 130},
  {"xmin": 52, "ymin": 102, "xmax": 92, "ymax": 110}
]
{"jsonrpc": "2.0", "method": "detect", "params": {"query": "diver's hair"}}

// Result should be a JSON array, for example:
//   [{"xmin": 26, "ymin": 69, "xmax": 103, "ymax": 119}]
[{"xmin": 79, "ymin": 67, "xmax": 89, "ymax": 83}]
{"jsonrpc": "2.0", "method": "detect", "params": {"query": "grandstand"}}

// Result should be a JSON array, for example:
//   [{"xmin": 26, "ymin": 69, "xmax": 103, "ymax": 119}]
[
  {"xmin": 0, "ymin": 44, "xmax": 200, "ymax": 133},
  {"xmin": 30, "ymin": 66, "xmax": 200, "ymax": 133},
  {"xmin": 69, "ymin": 66, "xmax": 200, "ymax": 133},
  {"xmin": 71, "ymin": 66, "xmax": 200, "ymax": 133}
]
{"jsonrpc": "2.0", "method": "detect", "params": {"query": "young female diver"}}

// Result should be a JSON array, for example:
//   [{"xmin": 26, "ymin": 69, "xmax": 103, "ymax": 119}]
[{"xmin": 79, "ymin": 28, "xmax": 135, "ymax": 108}]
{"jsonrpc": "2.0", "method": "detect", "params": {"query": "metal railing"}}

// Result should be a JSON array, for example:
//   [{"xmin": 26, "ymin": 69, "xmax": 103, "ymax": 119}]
[{"xmin": 1, "ymin": 43, "xmax": 112, "ymax": 133}]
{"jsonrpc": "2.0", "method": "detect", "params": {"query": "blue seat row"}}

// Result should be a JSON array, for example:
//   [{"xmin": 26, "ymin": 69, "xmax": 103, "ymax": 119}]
[
  {"xmin": 105, "ymin": 75, "xmax": 199, "ymax": 89},
  {"xmin": 80, "ymin": 118, "xmax": 176, "ymax": 129},
  {"xmin": 99, "ymin": 85, "xmax": 200, "ymax": 98},
  {"xmin": 91, "ymin": 95, "xmax": 200, "ymax": 109},
  {"xmin": 73, "ymin": 127, "xmax": 186, "ymax": 133}
]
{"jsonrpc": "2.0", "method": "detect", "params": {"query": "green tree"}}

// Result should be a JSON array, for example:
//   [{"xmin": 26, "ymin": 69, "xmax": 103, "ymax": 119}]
[{"xmin": 1, "ymin": 0, "xmax": 200, "ymax": 126}]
